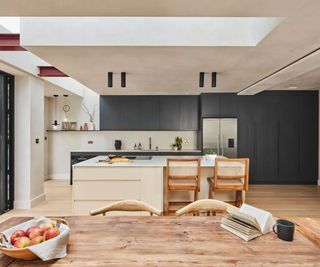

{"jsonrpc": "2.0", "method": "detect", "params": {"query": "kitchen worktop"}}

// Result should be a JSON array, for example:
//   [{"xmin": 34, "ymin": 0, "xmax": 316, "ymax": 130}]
[
  {"xmin": 73, "ymin": 155, "xmax": 215, "ymax": 168},
  {"xmin": 71, "ymin": 149, "xmax": 202, "ymax": 153}
]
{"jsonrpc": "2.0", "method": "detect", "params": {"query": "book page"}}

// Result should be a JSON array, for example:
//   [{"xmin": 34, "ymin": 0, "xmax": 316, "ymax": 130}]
[
  {"xmin": 227, "ymin": 207, "xmax": 261, "ymax": 232},
  {"xmin": 239, "ymin": 204, "xmax": 273, "ymax": 234}
]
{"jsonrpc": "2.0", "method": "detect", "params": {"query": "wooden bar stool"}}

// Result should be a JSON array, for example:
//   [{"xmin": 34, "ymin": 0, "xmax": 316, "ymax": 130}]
[
  {"xmin": 208, "ymin": 158, "xmax": 249, "ymax": 207},
  {"xmin": 165, "ymin": 158, "xmax": 201, "ymax": 215}
]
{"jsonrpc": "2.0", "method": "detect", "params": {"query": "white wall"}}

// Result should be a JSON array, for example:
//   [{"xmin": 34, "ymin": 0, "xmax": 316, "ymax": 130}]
[{"xmin": 15, "ymin": 76, "xmax": 45, "ymax": 209}]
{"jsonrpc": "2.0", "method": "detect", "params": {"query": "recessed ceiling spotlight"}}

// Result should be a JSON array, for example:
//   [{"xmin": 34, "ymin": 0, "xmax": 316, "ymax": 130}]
[{"xmin": 288, "ymin": 86, "xmax": 298, "ymax": 89}]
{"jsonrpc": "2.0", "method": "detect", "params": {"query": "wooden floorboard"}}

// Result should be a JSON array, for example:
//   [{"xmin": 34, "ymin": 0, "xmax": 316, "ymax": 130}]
[{"xmin": 0, "ymin": 181, "xmax": 319, "ymax": 222}]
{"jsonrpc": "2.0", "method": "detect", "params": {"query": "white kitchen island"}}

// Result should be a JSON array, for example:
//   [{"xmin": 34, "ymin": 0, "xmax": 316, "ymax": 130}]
[{"xmin": 73, "ymin": 156, "xmax": 233, "ymax": 215}]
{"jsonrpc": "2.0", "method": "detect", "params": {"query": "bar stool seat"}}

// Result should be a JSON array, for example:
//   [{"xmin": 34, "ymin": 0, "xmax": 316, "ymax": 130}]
[
  {"xmin": 168, "ymin": 180, "xmax": 198, "ymax": 190},
  {"xmin": 215, "ymin": 179, "xmax": 244, "ymax": 187}
]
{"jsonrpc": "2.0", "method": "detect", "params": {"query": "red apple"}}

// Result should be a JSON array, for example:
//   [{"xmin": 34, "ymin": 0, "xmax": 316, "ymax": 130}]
[
  {"xmin": 43, "ymin": 227, "xmax": 60, "ymax": 241},
  {"xmin": 40, "ymin": 222, "xmax": 55, "ymax": 232},
  {"xmin": 29, "ymin": 227, "xmax": 44, "ymax": 239},
  {"xmin": 26, "ymin": 226, "xmax": 38, "ymax": 237},
  {"xmin": 10, "ymin": 230, "xmax": 26, "ymax": 245},
  {"xmin": 29, "ymin": 236, "xmax": 44, "ymax": 246},
  {"xmin": 14, "ymin": 236, "xmax": 30, "ymax": 248}
]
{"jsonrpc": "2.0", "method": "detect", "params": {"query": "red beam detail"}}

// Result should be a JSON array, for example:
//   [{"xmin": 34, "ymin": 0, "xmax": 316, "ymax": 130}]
[
  {"xmin": 0, "ymin": 34, "xmax": 26, "ymax": 51},
  {"xmin": 38, "ymin": 66, "xmax": 68, "ymax": 77}
]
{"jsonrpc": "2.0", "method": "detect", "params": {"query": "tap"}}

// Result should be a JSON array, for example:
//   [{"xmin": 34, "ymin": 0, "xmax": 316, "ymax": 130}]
[{"xmin": 149, "ymin": 137, "xmax": 152, "ymax": 150}]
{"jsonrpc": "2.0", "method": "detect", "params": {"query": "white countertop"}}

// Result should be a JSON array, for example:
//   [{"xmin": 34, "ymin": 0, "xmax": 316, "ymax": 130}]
[
  {"xmin": 73, "ymin": 155, "xmax": 215, "ymax": 167},
  {"xmin": 71, "ymin": 149, "xmax": 202, "ymax": 153}
]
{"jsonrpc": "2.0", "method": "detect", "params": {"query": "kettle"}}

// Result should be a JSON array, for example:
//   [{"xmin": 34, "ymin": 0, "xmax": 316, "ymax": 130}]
[{"xmin": 115, "ymin": 140, "xmax": 122, "ymax": 150}]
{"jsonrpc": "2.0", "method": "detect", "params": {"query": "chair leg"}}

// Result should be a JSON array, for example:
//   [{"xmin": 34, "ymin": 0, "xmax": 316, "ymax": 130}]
[
  {"xmin": 194, "ymin": 190, "xmax": 199, "ymax": 216},
  {"xmin": 235, "ymin": 191, "xmax": 241, "ymax": 207},
  {"xmin": 241, "ymin": 190, "xmax": 246, "ymax": 205},
  {"xmin": 165, "ymin": 188, "xmax": 169, "ymax": 215},
  {"xmin": 207, "ymin": 177, "xmax": 213, "ymax": 199}
]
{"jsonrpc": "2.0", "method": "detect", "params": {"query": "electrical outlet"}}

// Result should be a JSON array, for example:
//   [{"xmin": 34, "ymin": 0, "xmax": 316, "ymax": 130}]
[{"xmin": 88, "ymin": 140, "xmax": 93, "ymax": 144}]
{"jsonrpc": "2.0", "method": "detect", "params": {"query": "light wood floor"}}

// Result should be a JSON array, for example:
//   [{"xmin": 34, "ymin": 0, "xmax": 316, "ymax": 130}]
[{"xmin": 0, "ymin": 180, "xmax": 319, "ymax": 222}]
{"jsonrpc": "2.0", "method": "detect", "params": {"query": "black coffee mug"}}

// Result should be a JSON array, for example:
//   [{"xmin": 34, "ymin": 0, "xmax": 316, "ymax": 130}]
[{"xmin": 273, "ymin": 219, "xmax": 295, "ymax": 241}]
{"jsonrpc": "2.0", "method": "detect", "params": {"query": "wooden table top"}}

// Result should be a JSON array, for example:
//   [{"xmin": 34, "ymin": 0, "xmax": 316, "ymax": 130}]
[{"xmin": 1, "ymin": 216, "xmax": 320, "ymax": 267}]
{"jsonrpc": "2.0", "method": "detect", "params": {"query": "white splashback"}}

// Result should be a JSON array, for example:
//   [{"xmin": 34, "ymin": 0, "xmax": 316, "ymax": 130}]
[{"xmin": 79, "ymin": 131, "xmax": 197, "ymax": 150}]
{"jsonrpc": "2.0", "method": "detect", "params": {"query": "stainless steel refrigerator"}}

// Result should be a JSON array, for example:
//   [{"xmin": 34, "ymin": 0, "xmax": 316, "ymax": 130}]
[{"xmin": 202, "ymin": 118, "xmax": 237, "ymax": 158}]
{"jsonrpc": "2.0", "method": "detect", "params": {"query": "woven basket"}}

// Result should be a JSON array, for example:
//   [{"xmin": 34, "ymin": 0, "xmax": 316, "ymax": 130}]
[{"xmin": 0, "ymin": 218, "xmax": 68, "ymax": 261}]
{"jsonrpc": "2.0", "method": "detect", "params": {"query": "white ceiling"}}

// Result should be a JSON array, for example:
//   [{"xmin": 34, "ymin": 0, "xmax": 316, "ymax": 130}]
[{"xmin": 2, "ymin": 0, "xmax": 320, "ymax": 95}]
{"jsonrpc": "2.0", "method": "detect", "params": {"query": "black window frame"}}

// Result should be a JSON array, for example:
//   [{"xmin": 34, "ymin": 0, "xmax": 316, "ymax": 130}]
[{"xmin": 0, "ymin": 70, "xmax": 14, "ymax": 214}]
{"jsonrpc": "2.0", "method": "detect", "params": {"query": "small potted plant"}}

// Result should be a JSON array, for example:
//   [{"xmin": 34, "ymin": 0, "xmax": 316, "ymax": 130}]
[
  {"xmin": 174, "ymin": 137, "xmax": 183, "ymax": 151},
  {"xmin": 205, "ymin": 149, "xmax": 217, "ymax": 160}
]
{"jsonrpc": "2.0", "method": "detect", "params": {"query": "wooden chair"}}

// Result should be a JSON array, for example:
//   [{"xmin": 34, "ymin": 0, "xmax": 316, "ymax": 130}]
[
  {"xmin": 89, "ymin": 200, "xmax": 162, "ymax": 216},
  {"xmin": 208, "ymin": 158, "xmax": 249, "ymax": 207},
  {"xmin": 165, "ymin": 158, "xmax": 201, "ymax": 214},
  {"xmin": 176, "ymin": 199, "xmax": 236, "ymax": 216}
]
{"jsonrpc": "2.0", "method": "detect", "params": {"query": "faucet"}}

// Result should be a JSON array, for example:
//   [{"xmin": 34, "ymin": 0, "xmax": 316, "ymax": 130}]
[{"xmin": 149, "ymin": 137, "xmax": 152, "ymax": 150}]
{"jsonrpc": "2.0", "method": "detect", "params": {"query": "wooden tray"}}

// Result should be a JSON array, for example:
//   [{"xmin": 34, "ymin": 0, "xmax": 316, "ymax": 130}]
[{"xmin": 0, "ymin": 218, "xmax": 68, "ymax": 261}]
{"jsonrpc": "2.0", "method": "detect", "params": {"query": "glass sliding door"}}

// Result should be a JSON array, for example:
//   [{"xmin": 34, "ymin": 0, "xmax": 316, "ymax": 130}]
[{"xmin": 0, "ymin": 71, "xmax": 14, "ymax": 215}]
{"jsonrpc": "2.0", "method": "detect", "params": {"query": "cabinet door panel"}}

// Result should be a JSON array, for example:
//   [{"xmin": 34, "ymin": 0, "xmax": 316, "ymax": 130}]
[
  {"xmin": 179, "ymin": 96, "xmax": 199, "ymax": 130},
  {"xmin": 219, "ymin": 93, "xmax": 237, "ymax": 117},
  {"xmin": 100, "ymin": 96, "xmax": 121, "ymax": 130},
  {"xmin": 159, "ymin": 96, "xmax": 180, "ymax": 130},
  {"xmin": 120, "ymin": 97, "xmax": 141, "ymax": 130},
  {"xmin": 299, "ymin": 93, "xmax": 318, "ymax": 184},
  {"xmin": 201, "ymin": 93, "xmax": 219, "ymax": 117},
  {"xmin": 139, "ymin": 96, "xmax": 160, "ymax": 130}
]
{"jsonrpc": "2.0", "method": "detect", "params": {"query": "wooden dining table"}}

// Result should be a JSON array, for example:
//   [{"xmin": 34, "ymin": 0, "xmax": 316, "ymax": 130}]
[{"xmin": 0, "ymin": 216, "xmax": 320, "ymax": 266}]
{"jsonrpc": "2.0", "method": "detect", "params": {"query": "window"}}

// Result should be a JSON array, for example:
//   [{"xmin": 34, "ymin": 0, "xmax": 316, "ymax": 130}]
[{"xmin": 0, "ymin": 71, "xmax": 14, "ymax": 214}]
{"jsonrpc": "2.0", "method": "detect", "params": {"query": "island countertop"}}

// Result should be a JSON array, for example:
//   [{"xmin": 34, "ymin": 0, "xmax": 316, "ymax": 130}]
[{"xmin": 73, "ymin": 155, "xmax": 215, "ymax": 168}]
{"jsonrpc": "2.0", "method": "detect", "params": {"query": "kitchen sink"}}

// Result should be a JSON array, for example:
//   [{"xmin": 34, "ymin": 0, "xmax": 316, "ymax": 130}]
[{"xmin": 126, "ymin": 156, "xmax": 153, "ymax": 160}]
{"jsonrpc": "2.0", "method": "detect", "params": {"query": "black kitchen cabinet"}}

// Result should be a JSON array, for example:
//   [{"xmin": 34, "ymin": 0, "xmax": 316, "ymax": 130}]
[
  {"xmin": 140, "ymin": 96, "xmax": 160, "ymax": 130},
  {"xmin": 219, "ymin": 93, "xmax": 238, "ymax": 117},
  {"xmin": 237, "ymin": 96, "xmax": 257, "ymax": 181},
  {"xmin": 201, "ymin": 93, "xmax": 219, "ymax": 117},
  {"xmin": 100, "ymin": 96, "xmax": 121, "ymax": 130},
  {"xmin": 201, "ymin": 91, "xmax": 318, "ymax": 185},
  {"xmin": 179, "ymin": 96, "xmax": 199, "ymax": 130},
  {"xmin": 120, "ymin": 97, "xmax": 141, "ymax": 130},
  {"xmin": 100, "ymin": 95, "xmax": 199, "ymax": 131},
  {"xmin": 299, "ymin": 92, "xmax": 318, "ymax": 184},
  {"xmin": 159, "ymin": 96, "xmax": 180, "ymax": 130}
]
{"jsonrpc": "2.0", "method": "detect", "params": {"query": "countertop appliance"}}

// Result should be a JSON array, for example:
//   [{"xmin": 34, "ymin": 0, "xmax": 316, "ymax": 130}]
[
  {"xmin": 115, "ymin": 140, "xmax": 122, "ymax": 150},
  {"xmin": 202, "ymin": 118, "xmax": 237, "ymax": 158}
]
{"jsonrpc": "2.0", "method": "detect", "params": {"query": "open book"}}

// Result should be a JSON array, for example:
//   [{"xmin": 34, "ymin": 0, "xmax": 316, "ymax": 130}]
[{"xmin": 221, "ymin": 204, "xmax": 273, "ymax": 241}]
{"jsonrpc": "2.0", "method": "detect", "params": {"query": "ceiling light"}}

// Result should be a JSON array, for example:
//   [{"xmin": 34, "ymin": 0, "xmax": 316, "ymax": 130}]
[
  {"xmin": 288, "ymin": 86, "xmax": 298, "ymax": 89},
  {"xmin": 212, "ymin": 72, "xmax": 217, "ymax": 87},
  {"xmin": 121, "ymin": 72, "xmax": 126, "ymax": 88},
  {"xmin": 107, "ymin": 72, "xmax": 113, "ymax": 87},
  {"xmin": 199, "ymin": 72, "xmax": 204, "ymax": 88}
]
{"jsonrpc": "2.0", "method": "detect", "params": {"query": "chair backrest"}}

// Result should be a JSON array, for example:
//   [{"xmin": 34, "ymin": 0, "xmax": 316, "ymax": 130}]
[
  {"xmin": 166, "ymin": 158, "xmax": 201, "ymax": 191},
  {"xmin": 89, "ymin": 200, "xmax": 162, "ymax": 216},
  {"xmin": 214, "ymin": 158, "xmax": 249, "ymax": 190},
  {"xmin": 176, "ymin": 199, "xmax": 236, "ymax": 216}
]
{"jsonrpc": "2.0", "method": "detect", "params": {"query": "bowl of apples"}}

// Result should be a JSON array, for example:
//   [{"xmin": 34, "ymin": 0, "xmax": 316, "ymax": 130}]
[{"xmin": 0, "ymin": 217, "xmax": 69, "ymax": 261}]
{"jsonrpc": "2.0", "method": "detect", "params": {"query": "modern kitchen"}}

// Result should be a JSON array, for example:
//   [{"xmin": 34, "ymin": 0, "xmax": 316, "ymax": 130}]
[{"xmin": 1, "ymin": 1, "xmax": 320, "ymax": 266}]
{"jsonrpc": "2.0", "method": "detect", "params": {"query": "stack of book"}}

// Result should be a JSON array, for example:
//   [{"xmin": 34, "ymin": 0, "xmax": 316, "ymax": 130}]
[{"xmin": 221, "ymin": 204, "xmax": 273, "ymax": 241}]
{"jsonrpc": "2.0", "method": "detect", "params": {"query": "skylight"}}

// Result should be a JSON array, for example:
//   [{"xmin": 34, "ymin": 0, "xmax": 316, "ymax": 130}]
[
  {"xmin": 0, "ymin": 17, "xmax": 20, "ymax": 33},
  {"xmin": 20, "ymin": 17, "xmax": 283, "ymax": 47}
]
